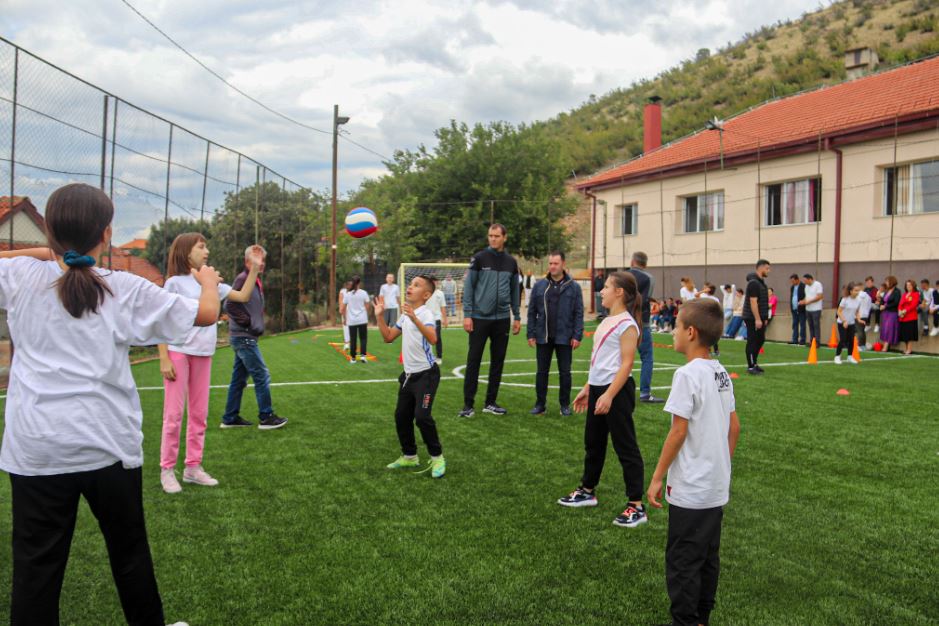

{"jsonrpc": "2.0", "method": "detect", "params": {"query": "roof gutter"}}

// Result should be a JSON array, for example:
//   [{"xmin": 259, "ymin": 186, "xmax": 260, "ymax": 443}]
[
  {"xmin": 584, "ymin": 189, "xmax": 598, "ymax": 313},
  {"xmin": 826, "ymin": 138, "xmax": 843, "ymax": 309}
]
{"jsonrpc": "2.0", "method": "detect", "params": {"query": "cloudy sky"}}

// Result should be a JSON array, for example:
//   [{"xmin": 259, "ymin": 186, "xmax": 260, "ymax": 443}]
[{"xmin": 3, "ymin": 0, "xmax": 823, "ymax": 197}]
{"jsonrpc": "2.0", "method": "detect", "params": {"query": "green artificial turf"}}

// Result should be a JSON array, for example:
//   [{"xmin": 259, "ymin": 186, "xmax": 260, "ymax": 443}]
[{"xmin": 0, "ymin": 327, "xmax": 937, "ymax": 625}]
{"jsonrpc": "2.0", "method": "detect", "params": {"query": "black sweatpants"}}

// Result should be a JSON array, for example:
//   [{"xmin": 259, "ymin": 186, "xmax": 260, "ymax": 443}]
[
  {"xmin": 9, "ymin": 462, "xmax": 164, "ymax": 626},
  {"xmin": 395, "ymin": 365, "xmax": 443, "ymax": 457},
  {"xmin": 535, "ymin": 341, "xmax": 573, "ymax": 408},
  {"xmin": 463, "ymin": 317, "xmax": 510, "ymax": 407},
  {"xmin": 743, "ymin": 318, "xmax": 766, "ymax": 369},
  {"xmin": 581, "ymin": 378, "xmax": 644, "ymax": 501},
  {"xmin": 666, "ymin": 504, "xmax": 723, "ymax": 626},
  {"xmin": 435, "ymin": 320, "xmax": 443, "ymax": 359},
  {"xmin": 836, "ymin": 323, "xmax": 856, "ymax": 357},
  {"xmin": 349, "ymin": 323, "xmax": 368, "ymax": 359}
]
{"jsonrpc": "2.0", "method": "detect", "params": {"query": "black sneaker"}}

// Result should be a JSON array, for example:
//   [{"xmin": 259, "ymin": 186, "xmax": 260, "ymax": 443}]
[
  {"xmin": 754, "ymin": 365, "xmax": 765, "ymax": 373},
  {"xmin": 747, "ymin": 367, "xmax": 763, "ymax": 375},
  {"xmin": 559, "ymin": 405, "xmax": 572, "ymax": 416},
  {"xmin": 258, "ymin": 414, "xmax": 288, "ymax": 430},
  {"xmin": 557, "ymin": 487, "xmax": 598, "ymax": 508},
  {"xmin": 613, "ymin": 503, "xmax": 648, "ymax": 528},
  {"xmin": 530, "ymin": 405, "xmax": 546, "ymax": 415},
  {"xmin": 457, "ymin": 406, "xmax": 475, "ymax": 418},
  {"xmin": 483, "ymin": 404, "xmax": 507, "ymax": 415},
  {"xmin": 639, "ymin": 395, "xmax": 665, "ymax": 404},
  {"xmin": 220, "ymin": 416, "xmax": 252, "ymax": 429}
]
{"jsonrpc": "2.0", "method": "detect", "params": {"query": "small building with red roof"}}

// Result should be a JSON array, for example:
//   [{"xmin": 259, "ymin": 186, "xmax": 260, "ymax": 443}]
[
  {"xmin": 577, "ymin": 55, "xmax": 939, "ymax": 312},
  {"xmin": 0, "ymin": 196, "xmax": 48, "ymax": 250}
]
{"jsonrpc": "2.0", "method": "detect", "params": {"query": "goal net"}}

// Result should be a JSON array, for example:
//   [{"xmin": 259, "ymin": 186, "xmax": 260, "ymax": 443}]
[{"xmin": 398, "ymin": 263, "xmax": 469, "ymax": 323}]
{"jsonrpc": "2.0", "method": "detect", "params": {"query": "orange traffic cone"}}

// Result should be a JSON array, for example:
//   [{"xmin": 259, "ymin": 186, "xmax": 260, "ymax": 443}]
[
  {"xmin": 807, "ymin": 339, "xmax": 818, "ymax": 364},
  {"xmin": 852, "ymin": 337, "xmax": 862, "ymax": 363},
  {"xmin": 827, "ymin": 323, "xmax": 839, "ymax": 349}
]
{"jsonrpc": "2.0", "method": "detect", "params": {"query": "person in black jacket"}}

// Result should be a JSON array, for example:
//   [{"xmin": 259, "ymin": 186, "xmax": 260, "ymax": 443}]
[
  {"xmin": 459, "ymin": 224, "xmax": 522, "ymax": 417},
  {"xmin": 742, "ymin": 259, "xmax": 771, "ymax": 375},
  {"xmin": 220, "ymin": 245, "xmax": 288, "ymax": 429},
  {"xmin": 789, "ymin": 273, "xmax": 807, "ymax": 345},
  {"xmin": 527, "ymin": 252, "xmax": 584, "ymax": 416}
]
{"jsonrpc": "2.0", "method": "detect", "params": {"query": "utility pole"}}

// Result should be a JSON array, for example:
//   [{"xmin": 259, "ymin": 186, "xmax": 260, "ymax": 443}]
[{"xmin": 328, "ymin": 104, "xmax": 350, "ymax": 325}]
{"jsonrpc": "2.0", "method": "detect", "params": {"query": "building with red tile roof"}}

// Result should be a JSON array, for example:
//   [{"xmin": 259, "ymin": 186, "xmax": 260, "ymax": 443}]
[{"xmin": 578, "ymin": 55, "xmax": 939, "ymax": 345}]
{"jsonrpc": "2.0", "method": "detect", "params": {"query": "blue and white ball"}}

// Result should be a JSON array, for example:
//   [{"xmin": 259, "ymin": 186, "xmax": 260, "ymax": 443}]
[{"xmin": 344, "ymin": 207, "xmax": 378, "ymax": 239}]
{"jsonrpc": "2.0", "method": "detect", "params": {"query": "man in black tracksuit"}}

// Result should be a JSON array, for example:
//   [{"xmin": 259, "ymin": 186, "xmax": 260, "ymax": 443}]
[
  {"xmin": 459, "ymin": 224, "xmax": 522, "ymax": 417},
  {"xmin": 742, "ymin": 259, "xmax": 771, "ymax": 375}
]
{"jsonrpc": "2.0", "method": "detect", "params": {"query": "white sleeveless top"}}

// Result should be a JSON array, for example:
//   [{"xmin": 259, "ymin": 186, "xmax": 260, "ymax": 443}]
[{"xmin": 588, "ymin": 311, "xmax": 639, "ymax": 386}]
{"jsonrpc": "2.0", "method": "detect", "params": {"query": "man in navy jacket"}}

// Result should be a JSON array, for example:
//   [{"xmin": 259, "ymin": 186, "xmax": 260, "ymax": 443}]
[{"xmin": 527, "ymin": 251, "xmax": 584, "ymax": 416}]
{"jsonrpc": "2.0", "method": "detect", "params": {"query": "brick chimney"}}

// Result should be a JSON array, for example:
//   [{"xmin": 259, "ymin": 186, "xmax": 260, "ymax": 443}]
[{"xmin": 643, "ymin": 95, "xmax": 662, "ymax": 153}]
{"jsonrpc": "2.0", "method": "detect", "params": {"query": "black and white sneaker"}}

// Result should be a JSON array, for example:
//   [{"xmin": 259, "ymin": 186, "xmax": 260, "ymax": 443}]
[
  {"xmin": 258, "ymin": 414, "xmax": 288, "ymax": 430},
  {"xmin": 220, "ymin": 416, "xmax": 253, "ymax": 429},
  {"xmin": 639, "ymin": 395, "xmax": 665, "ymax": 404},
  {"xmin": 754, "ymin": 365, "xmax": 765, "ymax": 373},
  {"xmin": 557, "ymin": 487, "xmax": 598, "ymax": 508},
  {"xmin": 747, "ymin": 367, "xmax": 763, "ymax": 375},
  {"xmin": 613, "ymin": 503, "xmax": 648, "ymax": 528},
  {"xmin": 483, "ymin": 404, "xmax": 507, "ymax": 415},
  {"xmin": 457, "ymin": 406, "xmax": 475, "ymax": 418},
  {"xmin": 530, "ymin": 405, "xmax": 546, "ymax": 415}
]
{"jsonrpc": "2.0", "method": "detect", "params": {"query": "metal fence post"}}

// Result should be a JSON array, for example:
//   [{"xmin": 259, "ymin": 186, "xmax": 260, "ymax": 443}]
[
  {"xmin": 99, "ymin": 95, "xmax": 108, "ymax": 190},
  {"xmin": 9, "ymin": 47, "xmax": 18, "ymax": 249},
  {"xmin": 200, "ymin": 142, "xmax": 210, "ymax": 225},
  {"xmin": 164, "ymin": 124, "xmax": 174, "ymax": 272}
]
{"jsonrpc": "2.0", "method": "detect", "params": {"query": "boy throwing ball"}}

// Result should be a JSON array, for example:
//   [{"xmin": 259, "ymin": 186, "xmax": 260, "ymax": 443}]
[
  {"xmin": 375, "ymin": 276, "xmax": 446, "ymax": 478},
  {"xmin": 647, "ymin": 299, "xmax": 740, "ymax": 626}
]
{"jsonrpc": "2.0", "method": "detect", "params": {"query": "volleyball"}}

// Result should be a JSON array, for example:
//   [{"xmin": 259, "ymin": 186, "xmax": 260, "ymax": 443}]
[{"xmin": 344, "ymin": 207, "xmax": 378, "ymax": 239}]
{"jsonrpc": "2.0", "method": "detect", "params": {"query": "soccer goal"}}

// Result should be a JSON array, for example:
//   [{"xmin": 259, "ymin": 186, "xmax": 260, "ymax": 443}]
[{"xmin": 398, "ymin": 263, "xmax": 469, "ymax": 323}]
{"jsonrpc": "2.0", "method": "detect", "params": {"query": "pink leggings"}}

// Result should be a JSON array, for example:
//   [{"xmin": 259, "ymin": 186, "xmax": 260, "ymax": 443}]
[{"xmin": 160, "ymin": 352, "xmax": 213, "ymax": 469}]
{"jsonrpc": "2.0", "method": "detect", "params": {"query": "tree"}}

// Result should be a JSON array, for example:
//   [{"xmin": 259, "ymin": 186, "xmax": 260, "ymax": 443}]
[
  {"xmin": 349, "ymin": 120, "xmax": 579, "ymax": 263},
  {"xmin": 143, "ymin": 217, "xmax": 207, "ymax": 275},
  {"xmin": 209, "ymin": 182, "xmax": 329, "ymax": 332}
]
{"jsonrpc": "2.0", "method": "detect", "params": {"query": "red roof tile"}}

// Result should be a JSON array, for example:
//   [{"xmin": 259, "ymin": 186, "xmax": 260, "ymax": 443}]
[
  {"xmin": 577, "ymin": 56, "xmax": 939, "ymax": 190},
  {"xmin": 107, "ymin": 248, "xmax": 164, "ymax": 286},
  {"xmin": 118, "ymin": 238, "xmax": 147, "ymax": 250},
  {"xmin": 0, "ymin": 196, "xmax": 45, "ymax": 231}
]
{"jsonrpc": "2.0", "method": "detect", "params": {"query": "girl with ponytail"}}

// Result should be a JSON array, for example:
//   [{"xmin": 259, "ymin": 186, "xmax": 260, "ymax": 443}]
[
  {"xmin": 0, "ymin": 183, "xmax": 221, "ymax": 624},
  {"xmin": 558, "ymin": 271, "xmax": 648, "ymax": 529}
]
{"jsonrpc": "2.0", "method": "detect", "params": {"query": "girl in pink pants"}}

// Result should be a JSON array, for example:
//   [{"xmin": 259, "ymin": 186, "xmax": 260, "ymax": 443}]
[{"xmin": 158, "ymin": 233, "xmax": 263, "ymax": 493}]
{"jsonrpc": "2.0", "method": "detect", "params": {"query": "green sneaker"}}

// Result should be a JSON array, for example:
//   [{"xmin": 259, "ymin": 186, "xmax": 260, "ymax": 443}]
[
  {"xmin": 430, "ymin": 456, "xmax": 446, "ymax": 479},
  {"xmin": 386, "ymin": 455, "xmax": 419, "ymax": 469}
]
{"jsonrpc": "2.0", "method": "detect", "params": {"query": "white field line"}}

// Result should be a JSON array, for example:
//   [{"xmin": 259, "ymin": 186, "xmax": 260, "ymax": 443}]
[{"xmin": 0, "ymin": 354, "xmax": 927, "ymax": 400}]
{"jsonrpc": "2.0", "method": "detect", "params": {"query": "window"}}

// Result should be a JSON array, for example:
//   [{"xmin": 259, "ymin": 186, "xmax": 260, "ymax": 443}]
[
  {"xmin": 884, "ymin": 160, "xmax": 939, "ymax": 215},
  {"xmin": 764, "ymin": 178, "xmax": 821, "ymax": 226},
  {"xmin": 619, "ymin": 204, "xmax": 638, "ymax": 236},
  {"xmin": 683, "ymin": 192, "xmax": 724, "ymax": 233}
]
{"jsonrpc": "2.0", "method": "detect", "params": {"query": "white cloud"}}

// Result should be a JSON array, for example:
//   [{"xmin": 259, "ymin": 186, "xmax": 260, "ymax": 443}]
[{"xmin": 2, "ymin": 0, "xmax": 821, "ymax": 205}]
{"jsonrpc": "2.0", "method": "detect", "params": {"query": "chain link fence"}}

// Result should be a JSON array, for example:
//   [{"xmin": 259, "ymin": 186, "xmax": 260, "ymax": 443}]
[{"xmin": 0, "ymin": 36, "xmax": 338, "ymax": 341}]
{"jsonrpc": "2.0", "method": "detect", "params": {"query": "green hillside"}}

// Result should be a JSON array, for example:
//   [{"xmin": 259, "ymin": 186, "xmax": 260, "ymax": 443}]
[{"xmin": 544, "ymin": 0, "xmax": 939, "ymax": 179}]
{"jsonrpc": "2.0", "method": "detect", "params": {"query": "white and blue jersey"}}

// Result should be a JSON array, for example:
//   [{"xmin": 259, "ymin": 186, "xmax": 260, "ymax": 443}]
[{"xmin": 396, "ymin": 305, "xmax": 436, "ymax": 374}]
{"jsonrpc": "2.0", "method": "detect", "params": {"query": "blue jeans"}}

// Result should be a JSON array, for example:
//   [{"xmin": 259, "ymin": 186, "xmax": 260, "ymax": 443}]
[
  {"xmin": 222, "ymin": 336, "xmax": 273, "ymax": 422},
  {"xmin": 638, "ymin": 324, "xmax": 654, "ymax": 397},
  {"xmin": 725, "ymin": 316, "xmax": 744, "ymax": 338},
  {"xmin": 791, "ymin": 309, "xmax": 806, "ymax": 344},
  {"xmin": 445, "ymin": 293, "xmax": 456, "ymax": 316}
]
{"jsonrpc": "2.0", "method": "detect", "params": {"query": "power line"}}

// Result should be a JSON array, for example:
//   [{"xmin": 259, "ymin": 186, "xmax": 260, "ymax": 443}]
[{"xmin": 118, "ymin": 0, "xmax": 392, "ymax": 163}]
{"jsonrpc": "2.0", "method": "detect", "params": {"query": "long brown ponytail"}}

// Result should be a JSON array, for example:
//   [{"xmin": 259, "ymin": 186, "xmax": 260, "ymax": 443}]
[
  {"xmin": 609, "ymin": 271, "xmax": 643, "ymax": 330},
  {"xmin": 44, "ymin": 183, "xmax": 114, "ymax": 318}
]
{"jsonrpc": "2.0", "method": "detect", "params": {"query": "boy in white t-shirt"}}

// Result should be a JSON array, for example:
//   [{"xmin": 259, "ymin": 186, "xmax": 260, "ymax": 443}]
[
  {"xmin": 374, "ymin": 275, "xmax": 446, "ymax": 478},
  {"xmin": 647, "ymin": 298, "xmax": 741, "ymax": 626}
]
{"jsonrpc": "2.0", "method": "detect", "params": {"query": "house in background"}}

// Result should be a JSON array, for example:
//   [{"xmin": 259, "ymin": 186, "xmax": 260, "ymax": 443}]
[
  {"xmin": 577, "ymin": 55, "xmax": 939, "ymax": 312},
  {"xmin": 0, "ymin": 196, "xmax": 47, "ymax": 251},
  {"xmin": 118, "ymin": 238, "xmax": 148, "ymax": 256}
]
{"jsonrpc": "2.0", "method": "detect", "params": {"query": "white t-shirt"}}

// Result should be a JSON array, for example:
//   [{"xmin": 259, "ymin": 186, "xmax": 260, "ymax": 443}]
[
  {"xmin": 344, "ymin": 289, "xmax": 370, "ymax": 325},
  {"xmin": 857, "ymin": 290, "xmax": 873, "ymax": 318},
  {"xmin": 379, "ymin": 283, "xmax": 399, "ymax": 309},
  {"xmin": 165, "ymin": 274, "xmax": 233, "ymax": 356},
  {"xmin": 663, "ymin": 358, "xmax": 736, "ymax": 509},
  {"xmin": 428, "ymin": 289, "xmax": 446, "ymax": 322},
  {"xmin": 442, "ymin": 279, "xmax": 456, "ymax": 296},
  {"xmin": 680, "ymin": 286, "xmax": 696, "ymax": 302},
  {"xmin": 0, "ymin": 258, "xmax": 199, "ymax": 476},
  {"xmin": 805, "ymin": 281, "xmax": 824, "ymax": 312},
  {"xmin": 588, "ymin": 311, "xmax": 639, "ymax": 386},
  {"xmin": 396, "ymin": 305, "xmax": 436, "ymax": 374},
  {"xmin": 700, "ymin": 293, "xmax": 721, "ymax": 305},
  {"xmin": 721, "ymin": 287, "xmax": 735, "ymax": 310},
  {"xmin": 839, "ymin": 295, "xmax": 862, "ymax": 325}
]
